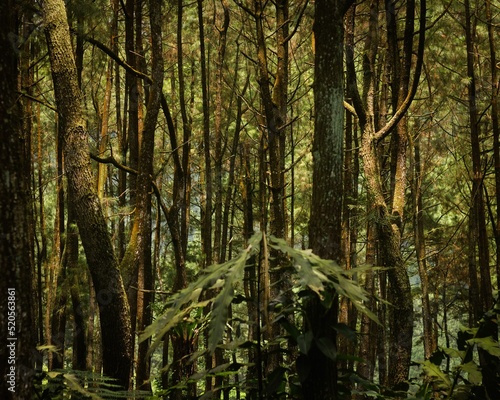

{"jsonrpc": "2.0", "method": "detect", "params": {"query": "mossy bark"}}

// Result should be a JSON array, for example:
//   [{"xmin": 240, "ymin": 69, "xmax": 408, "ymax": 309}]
[{"xmin": 42, "ymin": 0, "xmax": 132, "ymax": 389}]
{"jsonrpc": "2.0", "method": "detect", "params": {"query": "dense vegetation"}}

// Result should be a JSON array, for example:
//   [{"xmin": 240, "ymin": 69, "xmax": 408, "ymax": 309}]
[{"xmin": 1, "ymin": 0, "xmax": 500, "ymax": 398}]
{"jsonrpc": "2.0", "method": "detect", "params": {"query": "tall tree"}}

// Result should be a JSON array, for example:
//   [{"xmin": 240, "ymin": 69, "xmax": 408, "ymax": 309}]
[
  {"xmin": 347, "ymin": 0, "xmax": 426, "ymax": 390},
  {"xmin": 464, "ymin": 0, "xmax": 493, "ymax": 318},
  {"xmin": 251, "ymin": 0, "xmax": 290, "ymax": 375},
  {"xmin": 463, "ymin": 1, "xmax": 498, "ymax": 397},
  {"xmin": 302, "ymin": 0, "xmax": 352, "ymax": 398},
  {"xmin": 0, "ymin": 1, "xmax": 35, "ymax": 397},
  {"xmin": 486, "ymin": 0, "xmax": 500, "ymax": 285},
  {"xmin": 42, "ymin": 0, "xmax": 132, "ymax": 389},
  {"xmin": 119, "ymin": 0, "xmax": 164, "ymax": 389},
  {"xmin": 412, "ymin": 135, "xmax": 436, "ymax": 359}
]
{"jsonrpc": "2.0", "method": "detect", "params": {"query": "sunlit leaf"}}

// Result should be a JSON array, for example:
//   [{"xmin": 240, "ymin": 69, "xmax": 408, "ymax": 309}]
[
  {"xmin": 468, "ymin": 336, "xmax": 500, "ymax": 357},
  {"xmin": 418, "ymin": 360, "xmax": 451, "ymax": 390},
  {"xmin": 441, "ymin": 347, "xmax": 464, "ymax": 360}
]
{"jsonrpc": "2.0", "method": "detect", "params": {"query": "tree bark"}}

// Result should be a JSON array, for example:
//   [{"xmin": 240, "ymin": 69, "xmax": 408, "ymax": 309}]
[
  {"xmin": 42, "ymin": 0, "xmax": 132, "ymax": 389},
  {"xmin": 347, "ymin": 0, "xmax": 426, "ymax": 390},
  {"xmin": 0, "ymin": 2, "xmax": 35, "ymax": 397},
  {"xmin": 303, "ymin": 1, "xmax": 350, "ymax": 398}
]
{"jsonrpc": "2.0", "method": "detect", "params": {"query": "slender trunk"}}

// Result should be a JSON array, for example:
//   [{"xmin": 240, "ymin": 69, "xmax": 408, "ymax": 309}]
[
  {"xmin": 213, "ymin": 0, "xmax": 229, "ymax": 265},
  {"xmin": 119, "ymin": 0, "xmax": 163, "ymax": 389},
  {"xmin": 46, "ymin": 120, "xmax": 65, "ymax": 369},
  {"xmin": 339, "ymin": 98, "xmax": 358, "ymax": 373},
  {"xmin": 357, "ymin": 223, "xmax": 377, "ymax": 384},
  {"xmin": 50, "ymin": 258, "xmax": 67, "ymax": 370},
  {"xmin": 210, "ymin": 5, "xmax": 231, "ymax": 394},
  {"xmin": 35, "ymin": 100, "xmax": 47, "ymax": 361},
  {"xmin": 242, "ymin": 139, "xmax": 259, "ymax": 398},
  {"xmin": 196, "ymin": 5, "xmax": 216, "ymax": 389},
  {"xmin": 253, "ymin": 0, "xmax": 289, "ymax": 375},
  {"xmin": 66, "ymin": 204, "xmax": 87, "ymax": 371},
  {"xmin": 464, "ymin": 0, "xmax": 493, "ymax": 316},
  {"xmin": 464, "ymin": 1, "xmax": 498, "ymax": 397},
  {"xmin": 97, "ymin": 57, "xmax": 113, "ymax": 199},
  {"xmin": 221, "ymin": 76, "xmax": 246, "ymax": 264},
  {"xmin": 412, "ymin": 136, "xmax": 435, "ymax": 359},
  {"xmin": 126, "ymin": 0, "xmax": 140, "ymax": 207},
  {"xmin": 111, "ymin": 0, "xmax": 126, "ymax": 262},
  {"xmin": 177, "ymin": 0, "xmax": 191, "ymax": 262},
  {"xmin": 486, "ymin": 0, "xmax": 500, "ymax": 283},
  {"xmin": 163, "ymin": 2, "xmax": 194, "ymax": 398}
]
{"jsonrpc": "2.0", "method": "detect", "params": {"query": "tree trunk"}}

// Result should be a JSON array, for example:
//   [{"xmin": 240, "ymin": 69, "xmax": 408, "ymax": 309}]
[
  {"xmin": 302, "ymin": 1, "xmax": 349, "ymax": 398},
  {"xmin": 119, "ymin": 0, "xmax": 163, "ymax": 389},
  {"xmin": 361, "ymin": 121, "xmax": 413, "ymax": 391},
  {"xmin": 50, "ymin": 260, "xmax": 67, "ymax": 370},
  {"xmin": 42, "ymin": 0, "xmax": 132, "ymax": 389},
  {"xmin": 66, "ymin": 205, "xmax": 87, "ymax": 371},
  {"xmin": 486, "ymin": 0, "xmax": 500, "ymax": 284},
  {"xmin": 125, "ymin": 0, "xmax": 140, "ymax": 208},
  {"xmin": 347, "ymin": 0, "xmax": 426, "ymax": 390},
  {"xmin": 412, "ymin": 136, "xmax": 436, "ymax": 359},
  {"xmin": 253, "ymin": 0, "xmax": 289, "ymax": 375},
  {"xmin": 464, "ymin": 1, "xmax": 498, "ymax": 397},
  {"xmin": 0, "ymin": 2, "xmax": 35, "ymax": 397},
  {"xmin": 464, "ymin": 0, "xmax": 493, "ymax": 316}
]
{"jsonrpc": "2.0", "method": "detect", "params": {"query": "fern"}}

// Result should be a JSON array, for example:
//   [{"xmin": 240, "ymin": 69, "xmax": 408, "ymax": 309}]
[
  {"xmin": 415, "ymin": 300, "xmax": 500, "ymax": 398},
  {"xmin": 140, "ymin": 231, "xmax": 261, "ymax": 354},
  {"xmin": 141, "ymin": 231, "xmax": 380, "ymax": 357},
  {"xmin": 207, "ymin": 232, "xmax": 259, "ymax": 352},
  {"xmin": 268, "ymin": 235, "xmax": 380, "ymax": 324},
  {"xmin": 33, "ymin": 369, "xmax": 150, "ymax": 399}
]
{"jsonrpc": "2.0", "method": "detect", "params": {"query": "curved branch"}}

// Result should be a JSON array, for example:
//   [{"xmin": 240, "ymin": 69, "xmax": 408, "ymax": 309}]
[
  {"xmin": 81, "ymin": 34, "xmax": 152, "ymax": 84},
  {"xmin": 374, "ymin": 0, "xmax": 426, "ymax": 142},
  {"xmin": 17, "ymin": 91, "xmax": 58, "ymax": 112},
  {"xmin": 345, "ymin": 4, "xmax": 367, "ymax": 127},
  {"xmin": 81, "ymin": 33, "xmax": 184, "ymax": 176},
  {"xmin": 90, "ymin": 152, "xmax": 138, "ymax": 175}
]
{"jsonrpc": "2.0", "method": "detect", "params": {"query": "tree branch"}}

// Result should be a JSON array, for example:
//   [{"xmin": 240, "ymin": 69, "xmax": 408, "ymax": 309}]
[
  {"xmin": 81, "ymin": 33, "xmax": 184, "ymax": 177},
  {"xmin": 374, "ymin": 0, "xmax": 426, "ymax": 142},
  {"xmin": 90, "ymin": 152, "xmax": 138, "ymax": 175}
]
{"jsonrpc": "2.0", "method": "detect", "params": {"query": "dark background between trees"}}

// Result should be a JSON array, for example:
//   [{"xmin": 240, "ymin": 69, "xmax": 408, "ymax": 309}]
[{"xmin": 1, "ymin": 0, "xmax": 500, "ymax": 398}]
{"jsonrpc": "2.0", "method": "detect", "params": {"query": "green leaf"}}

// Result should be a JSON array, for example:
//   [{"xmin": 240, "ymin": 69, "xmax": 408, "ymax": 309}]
[
  {"xmin": 142, "ymin": 232, "xmax": 261, "ymax": 356},
  {"xmin": 266, "ymin": 366, "xmax": 287, "ymax": 394},
  {"xmin": 459, "ymin": 361, "xmax": 482, "ymax": 385},
  {"xmin": 208, "ymin": 284, "xmax": 234, "ymax": 352},
  {"xmin": 277, "ymin": 316, "xmax": 301, "ymax": 341},
  {"xmin": 441, "ymin": 347, "xmax": 465, "ymax": 360},
  {"xmin": 316, "ymin": 337, "xmax": 337, "ymax": 361},
  {"xmin": 208, "ymin": 233, "xmax": 261, "ymax": 352},
  {"xmin": 418, "ymin": 360, "xmax": 451, "ymax": 390},
  {"xmin": 334, "ymin": 322, "xmax": 358, "ymax": 344},
  {"xmin": 297, "ymin": 330, "xmax": 314, "ymax": 355},
  {"xmin": 268, "ymin": 236, "xmax": 379, "ymax": 325},
  {"xmin": 468, "ymin": 336, "xmax": 500, "ymax": 357}
]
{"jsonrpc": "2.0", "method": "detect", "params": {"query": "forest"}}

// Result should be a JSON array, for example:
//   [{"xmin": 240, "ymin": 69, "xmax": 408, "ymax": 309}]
[{"xmin": 1, "ymin": 0, "xmax": 500, "ymax": 398}]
